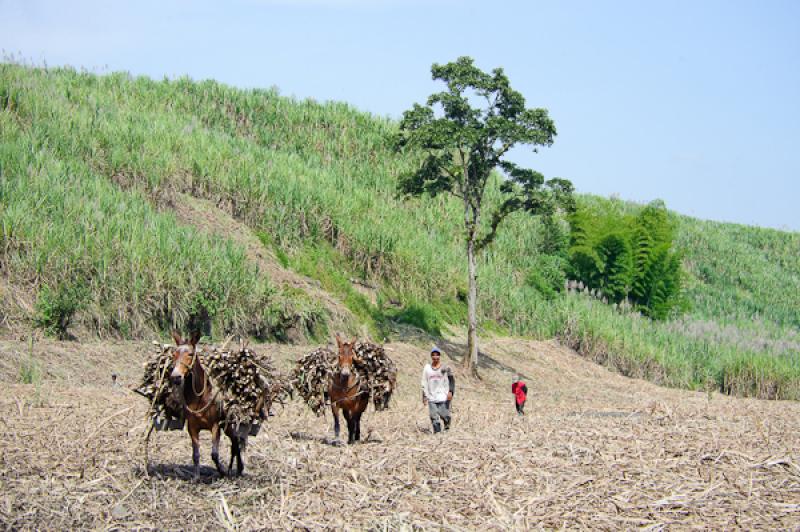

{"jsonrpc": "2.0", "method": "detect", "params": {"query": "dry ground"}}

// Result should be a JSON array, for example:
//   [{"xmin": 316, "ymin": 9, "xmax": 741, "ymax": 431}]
[{"xmin": 1, "ymin": 336, "xmax": 799, "ymax": 530}]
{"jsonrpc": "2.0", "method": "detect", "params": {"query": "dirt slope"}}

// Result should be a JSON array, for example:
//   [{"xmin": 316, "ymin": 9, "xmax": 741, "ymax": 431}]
[
  {"xmin": 170, "ymin": 193, "xmax": 357, "ymax": 337},
  {"xmin": 1, "ymin": 336, "xmax": 798, "ymax": 529}
]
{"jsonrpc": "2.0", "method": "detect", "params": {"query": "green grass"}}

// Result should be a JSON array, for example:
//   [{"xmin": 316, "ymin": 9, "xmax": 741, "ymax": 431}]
[
  {"xmin": 1, "ymin": 63, "xmax": 798, "ymax": 398},
  {"xmin": 18, "ymin": 355, "xmax": 42, "ymax": 385},
  {"xmin": 677, "ymin": 216, "xmax": 800, "ymax": 328},
  {"xmin": 0, "ymin": 66, "xmax": 324, "ymax": 340},
  {"xmin": 552, "ymin": 291, "xmax": 800, "ymax": 399},
  {"xmin": 18, "ymin": 337, "xmax": 42, "ymax": 385}
]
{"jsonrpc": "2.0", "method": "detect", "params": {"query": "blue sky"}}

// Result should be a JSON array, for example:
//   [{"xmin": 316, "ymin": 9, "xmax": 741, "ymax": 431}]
[{"xmin": 2, "ymin": 0, "xmax": 799, "ymax": 231}]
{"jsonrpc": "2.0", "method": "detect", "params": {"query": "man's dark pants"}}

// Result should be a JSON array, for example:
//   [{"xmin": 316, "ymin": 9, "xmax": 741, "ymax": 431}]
[{"xmin": 429, "ymin": 400, "xmax": 451, "ymax": 433}]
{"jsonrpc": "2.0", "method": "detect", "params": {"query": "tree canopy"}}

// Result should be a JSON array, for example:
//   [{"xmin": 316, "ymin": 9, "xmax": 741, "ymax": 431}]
[{"xmin": 395, "ymin": 56, "xmax": 574, "ymax": 373}]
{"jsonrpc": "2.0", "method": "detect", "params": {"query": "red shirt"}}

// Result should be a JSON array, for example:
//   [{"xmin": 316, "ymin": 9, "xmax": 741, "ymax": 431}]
[{"xmin": 511, "ymin": 381, "xmax": 527, "ymax": 405}]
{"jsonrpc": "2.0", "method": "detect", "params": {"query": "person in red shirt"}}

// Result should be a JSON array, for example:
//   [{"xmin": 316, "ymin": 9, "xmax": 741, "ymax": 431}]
[{"xmin": 511, "ymin": 375, "xmax": 528, "ymax": 416}]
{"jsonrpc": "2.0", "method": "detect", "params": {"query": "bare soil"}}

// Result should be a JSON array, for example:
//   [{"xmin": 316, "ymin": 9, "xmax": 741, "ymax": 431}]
[{"xmin": 1, "ymin": 335, "xmax": 798, "ymax": 530}]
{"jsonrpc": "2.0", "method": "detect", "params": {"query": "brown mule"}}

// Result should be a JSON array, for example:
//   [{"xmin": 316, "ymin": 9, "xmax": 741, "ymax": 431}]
[
  {"xmin": 170, "ymin": 331, "xmax": 245, "ymax": 479},
  {"xmin": 328, "ymin": 334, "xmax": 370, "ymax": 444}
]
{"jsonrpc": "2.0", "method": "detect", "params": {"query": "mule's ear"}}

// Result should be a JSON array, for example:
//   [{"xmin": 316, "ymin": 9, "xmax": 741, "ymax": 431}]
[
  {"xmin": 351, "ymin": 336, "xmax": 357, "ymax": 346},
  {"xmin": 189, "ymin": 330, "xmax": 201, "ymax": 347},
  {"xmin": 171, "ymin": 330, "xmax": 183, "ymax": 346},
  {"xmin": 335, "ymin": 333, "xmax": 342, "ymax": 348}
]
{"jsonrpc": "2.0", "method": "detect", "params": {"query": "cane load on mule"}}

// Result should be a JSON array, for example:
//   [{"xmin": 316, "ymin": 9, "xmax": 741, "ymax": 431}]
[
  {"xmin": 136, "ymin": 331, "xmax": 291, "ymax": 478},
  {"xmin": 292, "ymin": 334, "xmax": 397, "ymax": 443}
]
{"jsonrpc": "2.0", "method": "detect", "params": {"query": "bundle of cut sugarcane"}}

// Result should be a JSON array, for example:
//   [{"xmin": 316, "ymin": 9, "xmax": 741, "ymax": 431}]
[
  {"xmin": 251, "ymin": 351, "xmax": 294, "ymax": 409},
  {"xmin": 291, "ymin": 342, "xmax": 397, "ymax": 414},
  {"xmin": 203, "ymin": 344, "xmax": 288, "ymax": 431},
  {"xmin": 137, "ymin": 341, "xmax": 289, "ymax": 432},
  {"xmin": 291, "ymin": 347, "xmax": 337, "ymax": 415},
  {"xmin": 135, "ymin": 342, "xmax": 184, "ymax": 419},
  {"xmin": 353, "ymin": 341, "xmax": 397, "ymax": 411}
]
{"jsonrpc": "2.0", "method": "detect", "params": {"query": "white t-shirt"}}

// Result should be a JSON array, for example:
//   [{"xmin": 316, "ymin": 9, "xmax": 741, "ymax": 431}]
[{"xmin": 421, "ymin": 363, "xmax": 451, "ymax": 402}]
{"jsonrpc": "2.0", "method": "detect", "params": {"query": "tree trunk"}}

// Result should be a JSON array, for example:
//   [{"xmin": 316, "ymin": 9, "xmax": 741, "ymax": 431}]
[
  {"xmin": 460, "ymin": 153, "xmax": 480, "ymax": 378},
  {"xmin": 464, "ymin": 235, "xmax": 479, "ymax": 378}
]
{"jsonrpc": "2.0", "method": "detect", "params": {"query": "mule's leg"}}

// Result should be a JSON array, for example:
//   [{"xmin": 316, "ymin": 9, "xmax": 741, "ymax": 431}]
[
  {"xmin": 354, "ymin": 411, "xmax": 362, "ymax": 442},
  {"xmin": 235, "ymin": 436, "xmax": 245, "ymax": 476},
  {"xmin": 211, "ymin": 424, "xmax": 226, "ymax": 477},
  {"xmin": 188, "ymin": 421, "xmax": 202, "ymax": 480},
  {"xmin": 343, "ymin": 409, "xmax": 355, "ymax": 444},
  {"xmin": 227, "ymin": 436, "xmax": 240, "ymax": 477},
  {"xmin": 332, "ymin": 404, "xmax": 341, "ymax": 441}
]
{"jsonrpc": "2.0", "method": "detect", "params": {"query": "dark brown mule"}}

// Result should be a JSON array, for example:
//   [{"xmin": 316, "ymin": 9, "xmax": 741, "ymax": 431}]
[
  {"xmin": 170, "ymin": 331, "xmax": 245, "ymax": 479},
  {"xmin": 329, "ymin": 335, "xmax": 370, "ymax": 444}
]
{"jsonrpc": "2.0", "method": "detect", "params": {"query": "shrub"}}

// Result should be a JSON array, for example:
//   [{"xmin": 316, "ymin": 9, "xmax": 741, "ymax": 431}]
[{"xmin": 33, "ymin": 282, "xmax": 89, "ymax": 339}]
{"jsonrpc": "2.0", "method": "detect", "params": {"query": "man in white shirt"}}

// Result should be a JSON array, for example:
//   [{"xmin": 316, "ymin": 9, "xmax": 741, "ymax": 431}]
[{"xmin": 421, "ymin": 346, "xmax": 454, "ymax": 433}]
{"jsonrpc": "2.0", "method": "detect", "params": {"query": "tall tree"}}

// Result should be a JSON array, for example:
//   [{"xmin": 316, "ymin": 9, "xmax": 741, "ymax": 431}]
[{"xmin": 395, "ymin": 57, "xmax": 574, "ymax": 376}]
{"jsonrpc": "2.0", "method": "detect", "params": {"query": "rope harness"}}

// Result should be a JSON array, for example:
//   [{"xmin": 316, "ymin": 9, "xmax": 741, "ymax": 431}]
[
  {"xmin": 174, "ymin": 345, "xmax": 218, "ymax": 416},
  {"xmin": 328, "ymin": 372, "xmax": 368, "ymax": 406}
]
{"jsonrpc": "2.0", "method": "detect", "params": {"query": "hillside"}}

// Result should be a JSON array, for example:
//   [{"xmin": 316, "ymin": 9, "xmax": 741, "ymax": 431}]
[
  {"xmin": 1, "ymin": 63, "xmax": 799, "ymax": 398},
  {"xmin": 2, "ymin": 337, "xmax": 799, "ymax": 528}
]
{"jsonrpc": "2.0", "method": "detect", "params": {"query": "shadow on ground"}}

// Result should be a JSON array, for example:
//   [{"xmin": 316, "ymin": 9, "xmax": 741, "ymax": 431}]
[
  {"xmin": 435, "ymin": 338, "xmax": 530, "ymax": 382},
  {"xmin": 139, "ymin": 463, "xmax": 224, "ymax": 483},
  {"xmin": 290, "ymin": 431, "xmax": 383, "ymax": 446}
]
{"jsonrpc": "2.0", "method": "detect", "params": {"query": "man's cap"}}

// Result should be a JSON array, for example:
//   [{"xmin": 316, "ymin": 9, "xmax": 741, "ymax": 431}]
[{"xmin": 431, "ymin": 346, "xmax": 441, "ymax": 354}]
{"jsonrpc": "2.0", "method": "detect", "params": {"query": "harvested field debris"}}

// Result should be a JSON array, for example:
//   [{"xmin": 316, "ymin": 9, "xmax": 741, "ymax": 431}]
[{"xmin": 1, "ymin": 337, "xmax": 798, "ymax": 529}]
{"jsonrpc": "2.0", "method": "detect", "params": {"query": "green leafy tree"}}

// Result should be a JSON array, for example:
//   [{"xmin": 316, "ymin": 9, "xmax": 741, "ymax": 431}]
[
  {"xmin": 595, "ymin": 232, "xmax": 633, "ymax": 303},
  {"xmin": 631, "ymin": 200, "xmax": 673, "ymax": 302},
  {"xmin": 568, "ymin": 208, "xmax": 593, "ymax": 249},
  {"xmin": 569, "ymin": 245, "xmax": 604, "ymax": 288},
  {"xmin": 395, "ymin": 57, "xmax": 574, "ymax": 375},
  {"xmin": 540, "ymin": 213, "xmax": 570, "ymax": 257},
  {"xmin": 630, "ymin": 227, "xmax": 655, "ymax": 302},
  {"xmin": 637, "ymin": 243, "xmax": 682, "ymax": 319},
  {"xmin": 567, "ymin": 200, "xmax": 683, "ymax": 318}
]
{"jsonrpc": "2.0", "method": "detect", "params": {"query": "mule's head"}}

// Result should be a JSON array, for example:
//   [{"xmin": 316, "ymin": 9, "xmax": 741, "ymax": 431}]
[
  {"xmin": 170, "ymin": 330, "xmax": 201, "ymax": 386},
  {"xmin": 335, "ymin": 334, "xmax": 360, "ymax": 380}
]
